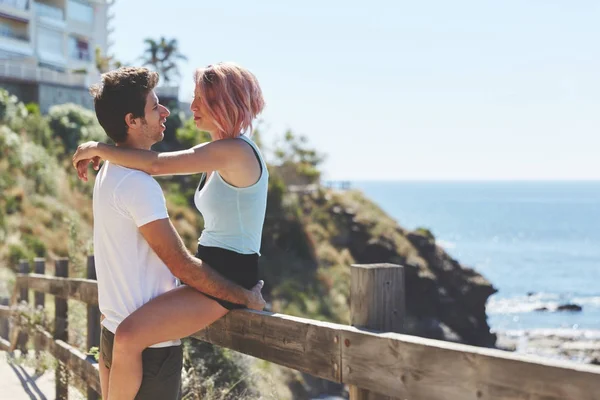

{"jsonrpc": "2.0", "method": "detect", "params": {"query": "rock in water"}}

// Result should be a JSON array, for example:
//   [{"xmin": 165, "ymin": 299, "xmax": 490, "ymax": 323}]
[{"xmin": 556, "ymin": 303, "xmax": 583, "ymax": 312}]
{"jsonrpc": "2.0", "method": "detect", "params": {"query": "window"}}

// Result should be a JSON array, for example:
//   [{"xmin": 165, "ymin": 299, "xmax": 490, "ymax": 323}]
[
  {"xmin": 0, "ymin": 21, "xmax": 28, "ymax": 41},
  {"xmin": 34, "ymin": 2, "xmax": 65, "ymax": 21},
  {"xmin": 68, "ymin": 0, "xmax": 93, "ymax": 24},
  {"xmin": 0, "ymin": 0, "xmax": 29, "ymax": 11},
  {"xmin": 37, "ymin": 27, "xmax": 63, "ymax": 55},
  {"xmin": 69, "ymin": 35, "xmax": 90, "ymax": 61}
]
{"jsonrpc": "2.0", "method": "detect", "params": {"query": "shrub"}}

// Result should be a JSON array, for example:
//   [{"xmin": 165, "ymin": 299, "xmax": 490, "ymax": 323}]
[
  {"xmin": 0, "ymin": 126, "xmax": 23, "ymax": 168},
  {"xmin": 5, "ymin": 192, "xmax": 23, "ymax": 214},
  {"xmin": 25, "ymin": 102, "xmax": 40, "ymax": 116},
  {"xmin": 18, "ymin": 113, "xmax": 57, "ymax": 153},
  {"xmin": 48, "ymin": 103, "xmax": 105, "ymax": 155},
  {"xmin": 19, "ymin": 141, "xmax": 59, "ymax": 196},
  {"xmin": 415, "ymin": 227, "xmax": 435, "ymax": 241},
  {"xmin": 176, "ymin": 117, "xmax": 211, "ymax": 149},
  {"xmin": 0, "ymin": 89, "xmax": 27, "ymax": 127},
  {"xmin": 182, "ymin": 339, "xmax": 258, "ymax": 400},
  {"xmin": 8, "ymin": 244, "xmax": 32, "ymax": 270},
  {"xmin": 22, "ymin": 234, "xmax": 46, "ymax": 257}
]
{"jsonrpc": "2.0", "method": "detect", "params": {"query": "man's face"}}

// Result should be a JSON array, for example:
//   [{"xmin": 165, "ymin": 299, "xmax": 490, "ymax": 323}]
[{"xmin": 138, "ymin": 90, "xmax": 170, "ymax": 145}]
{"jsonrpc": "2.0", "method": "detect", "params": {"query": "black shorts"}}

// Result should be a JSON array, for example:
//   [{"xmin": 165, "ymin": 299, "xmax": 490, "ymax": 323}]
[{"xmin": 192, "ymin": 244, "xmax": 259, "ymax": 310}]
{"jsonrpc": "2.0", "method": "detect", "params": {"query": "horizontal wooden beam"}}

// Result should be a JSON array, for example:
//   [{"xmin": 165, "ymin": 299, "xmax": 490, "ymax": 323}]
[
  {"xmin": 192, "ymin": 309, "xmax": 342, "ymax": 383},
  {"xmin": 16, "ymin": 274, "xmax": 98, "ymax": 305},
  {"xmin": 30, "ymin": 325, "xmax": 101, "ymax": 394},
  {"xmin": 194, "ymin": 310, "xmax": 600, "ymax": 400},
  {"xmin": 9, "ymin": 274, "xmax": 600, "ymax": 399},
  {"xmin": 342, "ymin": 328, "xmax": 600, "ymax": 399}
]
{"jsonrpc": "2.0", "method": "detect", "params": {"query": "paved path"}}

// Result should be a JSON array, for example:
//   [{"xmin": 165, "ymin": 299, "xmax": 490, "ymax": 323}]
[{"xmin": 0, "ymin": 352, "xmax": 85, "ymax": 400}]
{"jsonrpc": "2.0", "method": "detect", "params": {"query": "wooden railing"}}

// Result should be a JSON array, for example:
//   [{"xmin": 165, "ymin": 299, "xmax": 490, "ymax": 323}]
[{"xmin": 1, "ymin": 256, "xmax": 600, "ymax": 400}]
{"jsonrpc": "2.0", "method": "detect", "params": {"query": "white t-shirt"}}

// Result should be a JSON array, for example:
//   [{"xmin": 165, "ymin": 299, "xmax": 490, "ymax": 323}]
[{"xmin": 93, "ymin": 161, "xmax": 180, "ymax": 348}]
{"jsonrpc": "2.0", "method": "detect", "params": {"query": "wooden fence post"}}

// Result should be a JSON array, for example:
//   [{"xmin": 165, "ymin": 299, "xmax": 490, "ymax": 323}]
[
  {"xmin": 349, "ymin": 264, "xmax": 405, "ymax": 400},
  {"xmin": 86, "ymin": 255, "xmax": 101, "ymax": 400},
  {"xmin": 34, "ymin": 258, "xmax": 45, "ymax": 308},
  {"xmin": 0, "ymin": 297, "xmax": 8, "ymax": 340},
  {"xmin": 55, "ymin": 258, "xmax": 69, "ymax": 400},
  {"xmin": 17, "ymin": 259, "xmax": 30, "ymax": 353},
  {"xmin": 33, "ymin": 258, "xmax": 46, "ymax": 368}
]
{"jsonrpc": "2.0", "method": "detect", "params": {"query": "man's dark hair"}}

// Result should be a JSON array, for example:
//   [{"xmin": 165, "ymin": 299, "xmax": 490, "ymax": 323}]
[{"xmin": 89, "ymin": 67, "xmax": 159, "ymax": 143}]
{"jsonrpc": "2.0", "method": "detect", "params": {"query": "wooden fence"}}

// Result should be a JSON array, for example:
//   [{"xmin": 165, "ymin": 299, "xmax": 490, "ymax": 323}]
[{"xmin": 1, "ymin": 257, "xmax": 600, "ymax": 400}]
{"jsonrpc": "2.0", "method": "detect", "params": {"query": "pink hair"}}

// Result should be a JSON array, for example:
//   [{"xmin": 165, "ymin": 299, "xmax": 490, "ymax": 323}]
[{"xmin": 194, "ymin": 62, "xmax": 265, "ymax": 139}]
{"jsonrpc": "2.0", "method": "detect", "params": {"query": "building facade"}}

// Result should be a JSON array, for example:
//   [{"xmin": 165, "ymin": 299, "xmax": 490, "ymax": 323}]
[{"xmin": 0, "ymin": 0, "xmax": 112, "ymax": 112}]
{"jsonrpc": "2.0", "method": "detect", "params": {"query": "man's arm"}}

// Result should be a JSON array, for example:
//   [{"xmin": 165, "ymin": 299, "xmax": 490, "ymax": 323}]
[{"xmin": 139, "ymin": 218, "xmax": 265, "ymax": 309}]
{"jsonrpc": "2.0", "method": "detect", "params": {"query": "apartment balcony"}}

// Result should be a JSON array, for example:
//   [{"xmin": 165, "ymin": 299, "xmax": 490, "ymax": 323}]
[
  {"xmin": 0, "ymin": 0, "xmax": 31, "ymax": 21},
  {"xmin": 33, "ymin": 1, "xmax": 65, "ymax": 30},
  {"xmin": 0, "ymin": 60, "xmax": 100, "ymax": 87},
  {"xmin": 0, "ymin": 27, "xmax": 33, "ymax": 57},
  {"xmin": 70, "ymin": 47, "xmax": 90, "ymax": 62}
]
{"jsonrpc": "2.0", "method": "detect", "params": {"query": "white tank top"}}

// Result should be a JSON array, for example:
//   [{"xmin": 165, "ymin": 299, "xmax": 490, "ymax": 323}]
[{"xmin": 193, "ymin": 135, "xmax": 268, "ymax": 255}]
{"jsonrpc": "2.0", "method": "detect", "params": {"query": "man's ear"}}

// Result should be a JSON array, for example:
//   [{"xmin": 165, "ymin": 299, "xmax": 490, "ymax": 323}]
[{"xmin": 125, "ymin": 113, "xmax": 137, "ymax": 130}]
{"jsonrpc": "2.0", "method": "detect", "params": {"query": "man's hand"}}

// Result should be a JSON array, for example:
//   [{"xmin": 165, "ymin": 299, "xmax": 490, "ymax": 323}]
[{"xmin": 246, "ymin": 280, "xmax": 266, "ymax": 311}]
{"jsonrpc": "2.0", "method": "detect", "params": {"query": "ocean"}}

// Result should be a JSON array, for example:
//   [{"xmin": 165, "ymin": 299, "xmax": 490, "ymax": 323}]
[{"xmin": 353, "ymin": 181, "xmax": 600, "ymax": 338}]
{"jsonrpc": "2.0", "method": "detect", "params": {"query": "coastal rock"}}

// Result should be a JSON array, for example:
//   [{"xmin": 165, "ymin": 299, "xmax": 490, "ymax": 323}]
[
  {"xmin": 321, "ymin": 193, "xmax": 497, "ymax": 347},
  {"xmin": 405, "ymin": 230, "xmax": 497, "ymax": 346},
  {"xmin": 556, "ymin": 303, "xmax": 583, "ymax": 312}
]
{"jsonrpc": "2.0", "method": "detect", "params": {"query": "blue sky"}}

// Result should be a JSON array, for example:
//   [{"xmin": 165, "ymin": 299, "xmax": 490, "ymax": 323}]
[{"xmin": 111, "ymin": 0, "xmax": 599, "ymax": 181}]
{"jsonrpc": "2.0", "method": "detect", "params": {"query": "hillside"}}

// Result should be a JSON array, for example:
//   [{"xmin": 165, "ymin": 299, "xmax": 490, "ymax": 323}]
[{"xmin": 0, "ymin": 89, "xmax": 496, "ymax": 398}]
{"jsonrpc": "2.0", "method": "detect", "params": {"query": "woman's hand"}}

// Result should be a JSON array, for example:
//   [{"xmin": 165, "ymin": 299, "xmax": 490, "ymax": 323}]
[
  {"xmin": 75, "ymin": 157, "xmax": 102, "ymax": 182},
  {"xmin": 246, "ymin": 280, "xmax": 267, "ymax": 311},
  {"xmin": 72, "ymin": 141, "xmax": 103, "ymax": 181}
]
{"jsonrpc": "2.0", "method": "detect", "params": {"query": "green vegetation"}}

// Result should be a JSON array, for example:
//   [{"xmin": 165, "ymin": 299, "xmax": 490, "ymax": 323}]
[
  {"xmin": 48, "ymin": 103, "xmax": 106, "ymax": 155},
  {"xmin": 141, "ymin": 37, "xmax": 188, "ymax": 84}
]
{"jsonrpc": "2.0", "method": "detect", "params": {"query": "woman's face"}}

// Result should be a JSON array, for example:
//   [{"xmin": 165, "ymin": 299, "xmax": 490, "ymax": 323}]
[{"xmin": 190, "ymin": 85, "xmax": 219, "ymax": 135}]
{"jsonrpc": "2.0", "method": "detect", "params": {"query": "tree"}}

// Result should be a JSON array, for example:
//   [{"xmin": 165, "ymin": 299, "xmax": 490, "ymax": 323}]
[
  {"xmin": 272, "ymin": 130, "xmax": 326, "ymax": 185},
  {"xmin": 141, "ymin": 37, "xmax": 188, "ymax": 84},
  {"xmin": 95, "ymin": 46, "xmax": 123, "ymax": 73}
]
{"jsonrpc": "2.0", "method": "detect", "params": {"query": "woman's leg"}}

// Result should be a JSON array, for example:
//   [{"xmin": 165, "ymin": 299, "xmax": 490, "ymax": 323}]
[{"xmin": 107, "ymin": 286, "xmax": 228, "ymax": 400}]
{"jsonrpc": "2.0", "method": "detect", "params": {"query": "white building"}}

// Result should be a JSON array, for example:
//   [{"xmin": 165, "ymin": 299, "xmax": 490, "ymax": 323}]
[{"xmin": 0, "ymin": 0, "xmax": 112, "ymax": 112}]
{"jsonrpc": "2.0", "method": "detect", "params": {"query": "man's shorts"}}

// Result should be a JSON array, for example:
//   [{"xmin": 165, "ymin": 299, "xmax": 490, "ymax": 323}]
[{"xmin": 100, "ymin": 326, "xmax": 183, "ymax": 400}]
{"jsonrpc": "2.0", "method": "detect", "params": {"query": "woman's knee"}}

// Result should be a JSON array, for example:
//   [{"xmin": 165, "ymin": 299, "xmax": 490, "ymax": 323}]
[{"xmin": 114, "ymin": 318, "xmax": 142, "ymax": 351}]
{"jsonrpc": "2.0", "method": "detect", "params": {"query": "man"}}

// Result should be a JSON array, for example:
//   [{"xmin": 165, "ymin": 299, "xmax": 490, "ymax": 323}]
[{"xmin": 79, "ymin": 67, "xmax": 265, "ymax": 399}]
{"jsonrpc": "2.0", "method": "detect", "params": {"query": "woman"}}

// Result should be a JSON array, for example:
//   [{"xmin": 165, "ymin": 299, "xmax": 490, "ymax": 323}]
[{"xmin": 72, "ymin": 62, "xmax": 268, "ymax": 400}]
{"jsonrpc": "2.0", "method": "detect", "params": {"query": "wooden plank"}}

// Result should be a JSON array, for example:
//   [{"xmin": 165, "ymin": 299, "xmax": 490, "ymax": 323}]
[
  {"xmin": 350, "ymin": 264, "xmax": 404, "ymax": 400},
  {"xmin": 55, "ymin": 258, "xmax": 69, "ymax": 400},
  {"xmin": 33, "ymin": 258, "xmax": 46, "ymax": 364},
  {"xmin": 34, "ymin": 258, "xmax": 46, "ymax": 308},
  {"xmin": 86, "ymin": 255, "xmax": 100, "ymax": 400},
  {"xmin": 0, "ymin": 303, "xmax": 9, "ymax": 320},
  {"xmin": 29, "ymin": 325, "xmax": 101, "ymax": 394},
  {"xmin": 192, "ymin": 309, "xmax": 342, "ymax": 383},
  {"xmin": 15, "ymin": 274, "xmax": 99, "ymax": 305},
  {"xmin": 17, "ymin": 260, "xmax": 29, "ymax": 353},
  {"xmin": 0, "ymin": 336, "xmax": 9, "ymax": 351},
  {"xmin": 340, "ymin": 328, "xmax": 600, "ymax": 400},
  {"xmin": 18, "ymin": 260, "xmax": 29, "ymax": 303},
  {"xmin": 350, "ymin": 264, "xmax": 405, "ymax": 332}
]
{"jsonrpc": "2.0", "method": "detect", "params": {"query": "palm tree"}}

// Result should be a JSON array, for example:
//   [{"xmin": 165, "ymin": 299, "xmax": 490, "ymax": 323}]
[
  {"xmin": 140, "ymin": 37, "xmax": 188, "ymax": 84},
  {"xmin": 95, "ymin": 47, "xmax": 123, "ymax": 73}
]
